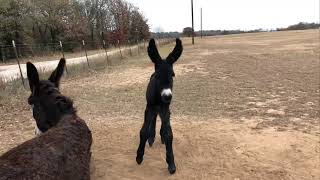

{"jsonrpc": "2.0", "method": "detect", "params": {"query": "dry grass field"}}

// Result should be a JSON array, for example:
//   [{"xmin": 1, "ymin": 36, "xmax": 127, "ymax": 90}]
[{"xmin": 0, "ymin": 29, "xmax": 319, "ymax": 180}]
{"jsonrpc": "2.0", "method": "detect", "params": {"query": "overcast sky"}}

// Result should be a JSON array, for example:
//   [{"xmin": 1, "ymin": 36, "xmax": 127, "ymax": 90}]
[{"xmin": 127, "ymin": 0, "xmax": 319, "ymax": 32}]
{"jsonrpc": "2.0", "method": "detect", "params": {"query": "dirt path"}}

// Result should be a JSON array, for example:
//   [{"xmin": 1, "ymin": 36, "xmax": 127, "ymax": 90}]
[
  {"xmin": 89, "ymin": 117, "xmax": 319, "ymax": 180},
  {"xmin": 0, "ymin": 30, "xmax": 319, "ymax": 179}
]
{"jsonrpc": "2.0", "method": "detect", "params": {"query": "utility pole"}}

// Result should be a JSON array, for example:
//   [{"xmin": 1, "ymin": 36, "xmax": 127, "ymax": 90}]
[
  {"xmin": 191, "ymin": 0, "xmax": 194, "ymax": 45},
  {"xmin": 201, "ymin": 8, "xmax": 203, "ymax": 38}
]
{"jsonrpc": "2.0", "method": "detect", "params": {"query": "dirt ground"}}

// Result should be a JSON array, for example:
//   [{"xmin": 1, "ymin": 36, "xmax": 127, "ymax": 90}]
[{"xmin": 0, "ymin": 29, "xmax": 319, "ymax": 180}]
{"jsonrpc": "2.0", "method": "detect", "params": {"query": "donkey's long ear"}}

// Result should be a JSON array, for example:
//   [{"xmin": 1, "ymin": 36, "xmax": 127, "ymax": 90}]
[
  {"xmin": 48, "ymin": 58, "xmax": 66, "ymax": 88},
  {"xmin": 27, "ymin": 62, "xmax": 40, "ymax": 94},
  {"xmin": 166, "ymin": 38, "xmax": 183, "ymax": 64},
  {"xmin": 148, "ymin": 39, "xmax": 162, "ymax": 64}
]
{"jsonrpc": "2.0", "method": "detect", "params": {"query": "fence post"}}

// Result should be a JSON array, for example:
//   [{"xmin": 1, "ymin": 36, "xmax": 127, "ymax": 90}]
[
  {"xmin": 137, "ymin": 40, "xmax": 140, "ymax": 56},
  {"xmin": 29, "ymin": 45, "xmax": 35, "ymax": 57},
  {"xmin": 82, "ymin": 40, "xmax": 90, "ymax": 68},
  {"xmin": 118, "ymin": 40, "xmax": 123, "ymax": 59},
  {"xmin": 38, "ymin": 44, "xmax": 42, "ymax": 56},
  {"xmin": 103, "ymin": 40, "xmax": 109, "ymax": 66},
  {"xmin": 59, "ymin": 41, "xmax": 68, "ymax": 74},
  {"xmin": 128, "ymin": 40, "xmax": 132, "ymax": 56},
  {"xmin": 12, "ymin": 40, "xmax": 25, "ymax": 88},
  {"xmin": 1, "ymin": 45, "xmax": 5, "ymax": 63},
  {"xmin": 59, "ymin": 41, "xmax": 65, "ymax": 58}
]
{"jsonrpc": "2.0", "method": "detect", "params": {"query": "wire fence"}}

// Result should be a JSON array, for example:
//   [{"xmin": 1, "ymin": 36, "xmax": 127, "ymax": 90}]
[
  {"xmin": 0, "ymin": 38, "xmax": 176, "ymax": 89},
  {"xmin": 0, "ymin": 38, "xmax": 173, "ymax": 63}
]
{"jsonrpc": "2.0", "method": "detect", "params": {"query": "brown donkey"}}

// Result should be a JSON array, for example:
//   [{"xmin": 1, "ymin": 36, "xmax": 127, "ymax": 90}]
[{"xmin": 0, "ymin": 58, "xmax": 92, "ymax": 180}]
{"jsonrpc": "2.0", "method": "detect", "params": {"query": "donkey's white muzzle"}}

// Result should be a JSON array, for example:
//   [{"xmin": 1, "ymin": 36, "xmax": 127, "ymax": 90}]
[
  {"xmin": 161, "ymin": 88, "xmax": 172, "ymax": 97},
  {"xmin": 35, "ymin": 125, "xmax": 43, "ymax": 136},
  {"xmin": 161, "ymin": 88, "xmax": 172, "ymax": 103}
]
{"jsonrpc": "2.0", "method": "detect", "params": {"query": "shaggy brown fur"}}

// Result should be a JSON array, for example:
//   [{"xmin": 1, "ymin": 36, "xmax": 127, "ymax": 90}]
[
  {"xmin": 0, "ymin": 114, "xmax": 92, "ymax": 180},
  {"xmin": 0, "ymin": 59, "xmax": 92, "ymax": 180}
]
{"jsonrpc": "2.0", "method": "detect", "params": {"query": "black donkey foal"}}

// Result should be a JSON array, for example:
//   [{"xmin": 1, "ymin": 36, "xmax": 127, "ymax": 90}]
[{"xmin": 136, "ymin": 38, "xmax": 183, "ymax": 174}]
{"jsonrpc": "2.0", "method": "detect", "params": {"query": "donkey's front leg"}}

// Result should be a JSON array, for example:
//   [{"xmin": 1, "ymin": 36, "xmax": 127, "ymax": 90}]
[
  {"xmin": 159, "ymin": 107, "xmax": 176, "ymax": 174},
  {"xmin": 147, "ymin": 112, "xmax": 157, "ymax": 147},
  {"xmin": 160, "ymin": 124, "xmax": 165, "ymax": 144},
  {"xmin": 136, "ymin": 106, "xmax": 156, "ymax": 164}
]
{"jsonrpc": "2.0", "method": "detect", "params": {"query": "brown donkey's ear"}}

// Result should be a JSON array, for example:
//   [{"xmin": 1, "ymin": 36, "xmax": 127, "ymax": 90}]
[
  {"xmin": 48, "ymin": 58, "xmax": 66, "ymax": 88},
  {"xmin": 27, "ymin": 62, "xmax": 40, "ymax": 95},
  {"xmin": 148, "ymin": 39, "xmax": 162, "ymax": 64},
  {"xmin": 166, "ymin": 38, "xmax": 183, "ymax": 64}
]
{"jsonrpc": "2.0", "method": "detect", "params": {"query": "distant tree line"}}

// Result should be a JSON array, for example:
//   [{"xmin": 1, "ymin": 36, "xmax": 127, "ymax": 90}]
[
  {"xmin": 180, "ymin": 22, "xmax": 319, "ymax": 37},
  {"xmin": 151, "ymin": 32, "xmax": 181, "ymax": 39},
  {"xmin": 277, "ymin": 22, "xmax": 319, "ymax": 31},
  {"xmin": 0, "ymin": 0, "xmax": 150, "ymax": 50},
  {"xmin": 198, "ymin": 29, "xmax": 265, "ymax": 36},
  {"xmin": 182, "ymin": 27, "xmax": 194, "ymax": 37},
  {"xmin": 182, "ymin": 27, "xmax": 264, "ymax": 37}
]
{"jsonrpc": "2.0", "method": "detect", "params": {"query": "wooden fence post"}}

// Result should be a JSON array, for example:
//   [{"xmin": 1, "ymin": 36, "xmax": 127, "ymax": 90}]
[
  {"xmin": 59, "ymin": 41, "xmax": 65, "ymax": 58},
  {"xmin": 12, "ymin": 40, "xmax": 25, "ymax": 88},
  {"xmin": 59, "ymin": 41, "xmax": 68, "ymax": 74},
  {"xmin": 103, "ymin": 40, "xmax": 109, "ymax": 66},
  {"xmin": 137, "ymin": 40, "xmax": 140, "ymax": 56},
  {"xmin": 118, "ymin": 40, "xmax": 123, "ymax": 59},
  {"xmin": 82, "ymin": 40, "xmax": 90, "ymax": 68},
  {"xmin": 1, "ymin": 45, "xmax": 5, "ymax": 63},
  {"xmin": 128, "ymin": 40, "xmax": 132, "ymax": 56},
  {"xmin": 29, "ymin": 45, "xmax": 35, "ymax": 57}
]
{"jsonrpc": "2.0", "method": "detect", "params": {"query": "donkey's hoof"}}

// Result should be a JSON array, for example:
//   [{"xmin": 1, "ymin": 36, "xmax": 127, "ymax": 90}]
[
  {"xmin": 148, "ymin": 138, "xmax": 155, "ymax": 147},
  {"xmin": 168, "ymin": 164, "xmax": 176, "ymax": 174},
  {"xmin": 136, "ymin": 156, "xmax": 143, "ymax": 165}
]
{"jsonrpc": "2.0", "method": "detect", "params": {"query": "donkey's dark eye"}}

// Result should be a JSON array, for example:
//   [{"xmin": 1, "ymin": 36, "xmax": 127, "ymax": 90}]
[
  {"xmin": 154, "ymin": 73, "xmax": 160, "ymax": 79},
  {"xmin": 41, "ymin": 84, "xmax": 50, "ymax": 89},
  {"xmin": 55, "ymin": 96, "xmax": 64, "ymax": 101},
  {"xmin": 28, "ymin": 96, "xmax": 35, "ymax": 105},
  {"xmin": 47, "ymin": 90, "xmax": 54, "ymax": 95}
]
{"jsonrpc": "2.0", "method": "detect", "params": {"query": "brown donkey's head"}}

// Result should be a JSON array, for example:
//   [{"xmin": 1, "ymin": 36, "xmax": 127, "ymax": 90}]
[{"xmin": 27, "ymin": 58, "xmax": 75, "ymax": 135}]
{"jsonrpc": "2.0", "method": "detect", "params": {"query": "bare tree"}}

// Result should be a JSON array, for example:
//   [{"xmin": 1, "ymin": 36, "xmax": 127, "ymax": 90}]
[{"xmin": 0, "ymin": 0, "xmax": 150, "ymax": 55}]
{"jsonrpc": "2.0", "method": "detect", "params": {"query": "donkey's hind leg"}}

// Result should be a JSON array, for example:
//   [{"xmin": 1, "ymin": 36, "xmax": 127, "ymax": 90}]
[
  {"xmin": 147, "ymin": 112, "xmax": 157, "ymax": 147},
  {"xmin": 136, "ymin": 106, "xmax": 156, "ymax": 164}
]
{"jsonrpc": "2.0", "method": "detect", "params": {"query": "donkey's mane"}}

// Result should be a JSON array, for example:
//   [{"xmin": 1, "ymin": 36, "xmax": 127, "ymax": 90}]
[{"xmin": 28, "ymin": 80, "xmax": 76, "ymax": 115}]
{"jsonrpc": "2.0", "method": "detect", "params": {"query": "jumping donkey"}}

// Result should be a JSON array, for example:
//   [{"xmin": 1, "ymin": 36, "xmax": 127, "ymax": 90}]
[
  {"xmin": 136, "ymin": 38, "xmax": 183, "ymax": 174},
  {"xmin": 0, "ymin": 58, "xmax": 92, "ymax": 180}
]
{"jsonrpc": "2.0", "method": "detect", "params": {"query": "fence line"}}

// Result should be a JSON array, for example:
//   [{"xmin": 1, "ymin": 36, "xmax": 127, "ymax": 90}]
[
  {"xmin": 0, "ymin": 38, "xmax": 175, "ymax": 87},
  {"xmin": 0, "ymin": 38, "xmax": 174, "ymax": 63}
]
